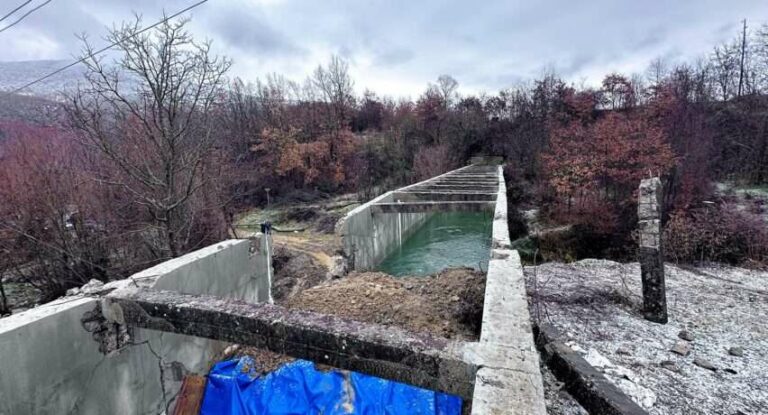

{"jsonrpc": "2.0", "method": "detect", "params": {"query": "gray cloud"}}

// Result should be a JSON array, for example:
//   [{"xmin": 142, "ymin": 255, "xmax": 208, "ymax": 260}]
[
  {"xmin": 373, "ymin": 48, "xmax": 415, "ymax": 67},
  {"xmin": 1, "ymin": 0, "xmax": 767, "ymax": 96},
  {"xmin": 205, "ymin": 6, "xmax": 305, "ymax": 57}
]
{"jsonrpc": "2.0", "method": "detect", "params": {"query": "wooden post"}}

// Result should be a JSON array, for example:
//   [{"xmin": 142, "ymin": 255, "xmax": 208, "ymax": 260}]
[{"xmin": 638, "ymin": 178, "xmax": 667, "ymax": 324}]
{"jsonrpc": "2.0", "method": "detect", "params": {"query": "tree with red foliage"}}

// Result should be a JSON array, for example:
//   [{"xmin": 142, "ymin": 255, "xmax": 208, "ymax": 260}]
[
  {"xmin": 256, "ymin": 128, "xmax": 361, "ymax": 191},
  {"xmin": 543, "ymin": 84, "xmax": 675, "ymax": 234},
  {"xmin": 0, "ymin": 122, "xmax": 122, "ymax": 299}
]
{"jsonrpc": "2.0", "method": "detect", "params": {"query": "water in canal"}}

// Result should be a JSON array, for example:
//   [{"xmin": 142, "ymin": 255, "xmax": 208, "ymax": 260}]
[{"xmin": 377, "ymin": 212, "xmax": 493, "ymax": 276}]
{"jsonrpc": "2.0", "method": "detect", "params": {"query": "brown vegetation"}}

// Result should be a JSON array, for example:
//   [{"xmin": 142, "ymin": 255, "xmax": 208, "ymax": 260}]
[{"xmin": 2, "ymin": 16, "xmax": 768, "ymax": 306}]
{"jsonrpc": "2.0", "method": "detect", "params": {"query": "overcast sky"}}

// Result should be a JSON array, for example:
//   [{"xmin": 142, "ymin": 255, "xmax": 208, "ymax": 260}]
[{"xmin": 2, "ymin": 0, "xmax": 767, "ymax": 98}]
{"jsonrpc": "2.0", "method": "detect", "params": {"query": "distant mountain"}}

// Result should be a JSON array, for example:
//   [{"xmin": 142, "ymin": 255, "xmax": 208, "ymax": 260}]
[{"xmin": 0, "ymin": 60, "xmax": 86, "ymax": 99}]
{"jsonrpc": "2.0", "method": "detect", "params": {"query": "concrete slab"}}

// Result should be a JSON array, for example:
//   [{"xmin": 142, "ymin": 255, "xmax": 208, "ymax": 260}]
[
  {"xmin": 393, "ymin": 191, "xmax": 498, "ymax": 202},
  {"xmin": 105, "ymin": 287, "xmax": 477, "ymax": 399},
  {"xmin": 370, "ymin": 201, "xmax": 496, "ymax": 213}
]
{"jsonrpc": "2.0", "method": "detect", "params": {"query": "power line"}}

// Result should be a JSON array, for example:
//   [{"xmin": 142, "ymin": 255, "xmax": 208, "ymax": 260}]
[
  {"xmin": 0, "ymin": 0, "xmax": 32, "ymax": 24},
  {"xmin": 0, "ymin": 0, "xmax": 53, "ymax": 34},
  {"xmin": 7, "ymin": 0, "xmax": 209, "ymax": 95}
]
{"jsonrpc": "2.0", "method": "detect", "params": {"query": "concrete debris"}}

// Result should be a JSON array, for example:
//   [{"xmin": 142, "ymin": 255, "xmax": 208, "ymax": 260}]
[
  {"xmin": 66, "ymin": 279, "xmax": 106, "ymax": 296},
  {"xmin": 583, "ymin": 348, "xmax": 657, "ymax": 409}
]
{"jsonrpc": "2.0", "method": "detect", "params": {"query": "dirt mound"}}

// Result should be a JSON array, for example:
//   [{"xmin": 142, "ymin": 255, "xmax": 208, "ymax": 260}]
[
  {"xmin": 271, "ymin": 246, "xmax": 329, "ymax": 303},
  {"xmin": 285, "ymin": 267, "xmax": 485, "ymax": 341}
]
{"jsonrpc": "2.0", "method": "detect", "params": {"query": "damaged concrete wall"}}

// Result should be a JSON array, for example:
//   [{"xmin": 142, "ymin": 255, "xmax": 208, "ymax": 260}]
[{"xmin": 0, "ymin": 236, "xmax": 272, "ymax": 415}]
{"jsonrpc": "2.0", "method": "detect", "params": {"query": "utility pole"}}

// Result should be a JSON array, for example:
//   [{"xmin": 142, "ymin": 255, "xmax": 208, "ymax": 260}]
[{"xmin": 738, "ymin": 19, "xmax": 747, "ymax": 97}]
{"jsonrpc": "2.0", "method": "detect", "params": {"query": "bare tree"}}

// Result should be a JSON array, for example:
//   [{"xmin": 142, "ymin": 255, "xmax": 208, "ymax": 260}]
[
  {"xmin": 712, "ymin": 42, "xmax": 740, "ymax": 100},
  {"xmin": 753, "ymin": 23, "xmax": 768, "ymax": 92},
  {"xmin": 312, "ymin": 55, "xmax": 355, "ymax": 130},
  {"xmin": 67, "ymin": 16, "xmax": 232, "ymax": 259},
  {"xmin": 436, "ymin": 75, "xmax": 459, "ymax": 107}
]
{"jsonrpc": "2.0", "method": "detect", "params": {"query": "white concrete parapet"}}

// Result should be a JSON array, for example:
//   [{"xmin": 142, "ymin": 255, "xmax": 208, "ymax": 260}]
[
  {"xmin": 0, "ymin": 236, "xmax": 272, "ymax": 415},
  {"xmin": 470, "ymin": 166, "xmax": 546, "ymax": 415}
]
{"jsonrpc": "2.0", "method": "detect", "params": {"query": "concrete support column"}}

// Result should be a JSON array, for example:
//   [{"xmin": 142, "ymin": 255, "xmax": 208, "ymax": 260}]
[{"xmin": 637, "ymin": 177, "xmax": 667, "ymax": 324}]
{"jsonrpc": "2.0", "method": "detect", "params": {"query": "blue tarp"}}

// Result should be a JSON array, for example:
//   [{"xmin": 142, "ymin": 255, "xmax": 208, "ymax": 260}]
[{"xmin": 200, "ymin": 357, "xmax": 462, "ymax": 415}]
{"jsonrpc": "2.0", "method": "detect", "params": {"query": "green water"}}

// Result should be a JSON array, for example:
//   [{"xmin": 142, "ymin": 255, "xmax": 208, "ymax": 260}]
[{"xmin": 377, "ymin": 212, "xmax": 493, "ymax": 277}]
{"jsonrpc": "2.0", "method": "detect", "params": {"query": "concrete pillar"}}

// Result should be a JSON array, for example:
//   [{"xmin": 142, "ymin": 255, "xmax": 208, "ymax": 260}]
[{"xmin": 637, "ymin": 177, "xmax": 667, "ymax": 324}]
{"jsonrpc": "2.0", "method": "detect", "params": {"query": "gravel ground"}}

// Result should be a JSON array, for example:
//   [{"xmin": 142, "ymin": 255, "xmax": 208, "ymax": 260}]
[
  {"xmin": 525, "ymin": 259, "xmax": 768, "ymax": 415},
  {"xmin": 540, "ymin": 362, "xmax": 588, "ymax": 415}
]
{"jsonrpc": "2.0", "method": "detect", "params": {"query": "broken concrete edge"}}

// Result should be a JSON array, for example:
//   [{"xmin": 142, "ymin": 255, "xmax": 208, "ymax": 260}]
[
  {"xmin": 533, "ymin": 323, "xmax": 649, "ymax": 415},
  {"xmin": 0, "ymin": 237, "xmax": 274, "ymax": 415},
  {"xmin": 103, "ymin": 286, "xmax": 479, "ymax": 399}
]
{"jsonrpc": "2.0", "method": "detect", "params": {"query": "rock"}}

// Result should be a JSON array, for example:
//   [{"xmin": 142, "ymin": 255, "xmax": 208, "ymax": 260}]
[
  {"xmin": 585, "ymin": 348, "xmax": 613, "ymax": 369},
  {"xmin": 326, "ymin": 255, "xmax": 348, "ymax": 279},
  {"xmin": 404, "ymin": 283, "xmax": 414, "ymax": 290},
  {"xmin": 660, "ymin": 360, "xmax": 678, "ymax": 372},
  {"xmin": 451, "ymin": 295, "xmax": 460, "ymax": 302},
  {"xmin": 728, "ymin": 346, "xmax": 744, "ymax": 357},
  {"xmin": 693, "ymin": 357, "xmax": 717, "ymax": 371},
  {"xmin": 616, "ymin": 346, "xmax": 632, "ymax": 356},
  {"xmin": 67, "ymin": 279, "xmax": 105, "ymax": 296},
  {"xmin": 611, "ymin": 373, "xmax": 657, "ymax": 409},
  {"xmin": 670, "ymin": 341, "xmax": 691, "ymax": 356},
  {"xmin": 678, "ymin": 330, "xmax": 695, "ymax": 342},
  {"xmin": 66, "ymin": 287, "xmax": 81, "ymax": 296}
]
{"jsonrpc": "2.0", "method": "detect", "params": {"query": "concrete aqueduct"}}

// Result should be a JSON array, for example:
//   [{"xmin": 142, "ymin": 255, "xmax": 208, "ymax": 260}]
[{"xmin": 0, "ymin": 163, "xmax": 545, "ymax": 414}]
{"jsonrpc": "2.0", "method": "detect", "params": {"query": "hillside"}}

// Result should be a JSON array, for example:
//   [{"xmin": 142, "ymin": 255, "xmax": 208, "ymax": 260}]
[{"xmin": 0, "ymin": 60, "xmax": 85, "ymax": 99}]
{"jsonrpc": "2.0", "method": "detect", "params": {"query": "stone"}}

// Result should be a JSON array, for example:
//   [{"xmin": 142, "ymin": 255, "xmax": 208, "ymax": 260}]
[
  {"xmin": 585, "ymin": 348, "xmax": 614, "ymax": 369},
  {"xmin": 728, "ymin": 346, "xmax": 744, "ymax": 357},
  {"xmin": 66, "ymin": 279, "xmax": 106, "ymax": 296},
  {"xmin": 327, "ymin": 255, "xmax": 348, "ymax": 279},
  {"xmin": 616, "ymin": 346, "xmax": 632, "ymax": 356},
  {"xmin": 678, "ymin": 330, "xmax": 694, "ymax": 342},
  {"xmin": 670, "ymin": 341, "xmax": 691, "ymax": 356},
  {"xmin": 660, "ymin": 360, "xmax": 678, "ymax": 372},
  {"xmin": 693, "ymin": 357, "xmax": 717, "ymax": 371}
]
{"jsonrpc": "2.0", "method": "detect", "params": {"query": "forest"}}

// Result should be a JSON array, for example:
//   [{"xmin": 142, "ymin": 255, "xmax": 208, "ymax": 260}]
[{"xmin": 1, "ymin": 17, "xmax": 768, "ymax": 311}]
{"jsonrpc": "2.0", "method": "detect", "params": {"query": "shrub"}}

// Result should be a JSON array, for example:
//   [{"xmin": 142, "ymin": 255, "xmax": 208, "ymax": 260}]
[{"xmin": 663, "ymin": 205, "xmax": 768, "ymax": 268}]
